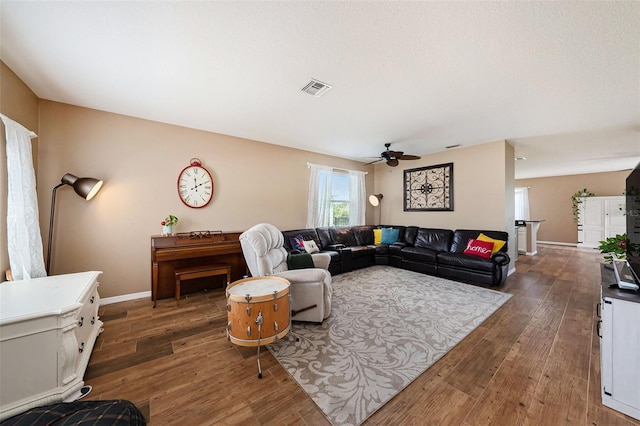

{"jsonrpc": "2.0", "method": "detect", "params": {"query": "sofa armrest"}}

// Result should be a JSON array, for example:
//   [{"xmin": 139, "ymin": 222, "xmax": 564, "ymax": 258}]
[
  {"xmin": 390, "ymin": 242, "xmax": 407, "ymax": 249},
  {"xmin": 491, "ymin": 252, "xmax": 511, "ymax": 266}
]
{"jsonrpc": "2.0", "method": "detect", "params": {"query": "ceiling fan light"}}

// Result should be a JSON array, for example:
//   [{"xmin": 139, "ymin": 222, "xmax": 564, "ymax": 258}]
[{"xmin": 387, "ymin": 158, "xmax": 399, "ymax": 167}]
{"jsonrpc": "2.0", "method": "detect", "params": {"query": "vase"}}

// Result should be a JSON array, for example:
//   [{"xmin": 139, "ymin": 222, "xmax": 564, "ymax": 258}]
[{"xmin": 162, "ymin": 225, "xmax": 173, "ymax": 236}]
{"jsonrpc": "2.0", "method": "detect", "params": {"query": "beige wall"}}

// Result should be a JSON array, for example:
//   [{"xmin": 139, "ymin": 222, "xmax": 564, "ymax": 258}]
[
  {"xmin": 373, "ymin": 141, "xmax": 514, "ymax": 230},
  {"xmin": 372, "ymin": 140, "xmax": 517, "ymax": 268},
  {"xmin": 37, "ymin": 101, "xmax": 374, "ymax": 297},
  {"xmin": 516, "ymin": 170, "xmax": 629, "ymax": 244},
  {"xmin": 0, "ymin": 61, "xmax": 39, "ymax": 280}
]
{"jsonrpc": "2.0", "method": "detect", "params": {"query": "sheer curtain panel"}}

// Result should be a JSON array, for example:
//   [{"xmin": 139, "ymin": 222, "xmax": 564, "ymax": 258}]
[
  {"xmin": 515, "ymin": 187, "xmax": 530, "ymax": 221},
  {"xmin": 348, "ymin": 170, "xmax": 366, "ymax": 226},
  {"xmin": 306, "ymin": 164, "xmax": 333, "ymax": 228},
  {"xmin": 1, "ymin": 114, "xmax": 47, "ymax": 280}
]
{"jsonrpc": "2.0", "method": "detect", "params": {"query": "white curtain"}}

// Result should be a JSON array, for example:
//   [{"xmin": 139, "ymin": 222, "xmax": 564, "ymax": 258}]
[
  {"xmin": 1, "ymin": 114, "xmax": 47, "ymax": 280},
  {"xmin": 515, "ymin": 187, "xmax": 530, "ymax": 220},
  {"xmin": 348, "ymin": 170, "xmax": 366, "ymax": 226},
  {"xmin": 306, "ymin": 164, "xmax": 333, "ymax": 228}
]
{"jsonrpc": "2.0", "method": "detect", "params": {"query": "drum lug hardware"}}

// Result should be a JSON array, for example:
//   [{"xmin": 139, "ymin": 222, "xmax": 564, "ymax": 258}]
[
  {"xmin": 274, "ymin": 302, "xmax": 278, "ymax": 311},
  {"xmin": 247, "ymin": 326, "xmax": 252, "ymax": 337},
  {"xmin": 226, "ymin": 303, "xmax": 231, "ymax": 312},
  {"xmin": 245, "ymin": 294, "xmax": 252, "ymax": 315},
  {"xmin": 227, "ymin": 322, "xmax": 232, "ymax": 334},
  {"xmin": 274, "ymin": 321, "xmax": 279, "ymax": 332}
]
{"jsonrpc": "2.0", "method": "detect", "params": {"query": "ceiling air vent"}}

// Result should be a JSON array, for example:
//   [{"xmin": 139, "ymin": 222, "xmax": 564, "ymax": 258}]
[{"xmin": 300, "ymin": 79, "xmax": 333, "ymax": 97}]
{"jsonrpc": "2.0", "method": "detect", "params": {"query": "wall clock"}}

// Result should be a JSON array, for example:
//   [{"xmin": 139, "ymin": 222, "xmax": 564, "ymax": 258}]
[
  {"xmin": 403, "ymin": 163, "xmax": 454, "ymax": 211},
  {"xmin": 177, "ymin": 158, "xmax": 213, "ymax": 208}
]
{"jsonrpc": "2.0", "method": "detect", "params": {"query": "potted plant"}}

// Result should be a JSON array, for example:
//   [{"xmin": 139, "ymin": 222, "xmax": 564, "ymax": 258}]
[
  {"xmin": 598, "ymin": 234, "xmax": 627, "ymax": 263},
  {"xmin": 161, "ymin": 215, "xmax": 179, "ymax": 236},
  {"xmin": 571, "ymin": 188, "xmax": 595, "ymax": 223}
]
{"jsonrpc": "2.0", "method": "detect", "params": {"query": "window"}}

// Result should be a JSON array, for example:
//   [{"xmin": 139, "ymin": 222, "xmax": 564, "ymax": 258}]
[
  {"xmin": 306, "ymin": 164, "xmax": 366, "ymax": 228},
  {"xmin": 515, "ymin": 187, "xmax": 530, "ymax": 220}
]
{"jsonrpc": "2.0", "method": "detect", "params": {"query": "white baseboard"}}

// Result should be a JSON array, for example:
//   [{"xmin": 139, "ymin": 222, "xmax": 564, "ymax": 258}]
[
  {"xmin": 508, "ymin": 267, "xmax": 516, "ymax": 276},
  {"xmin": 538, "ymin": 241, "xmax": 578, "ymax": 247},
  {"xmin": 100, "ymin": 291, "xmax": 150, "ymax": 306}
]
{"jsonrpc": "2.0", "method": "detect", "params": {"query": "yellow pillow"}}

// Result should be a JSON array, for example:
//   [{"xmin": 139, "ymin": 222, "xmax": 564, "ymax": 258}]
[
  {"xmin": 373, "ymin": 229, "xmax": 382, "ymax": 245},
  {"xmin": 477, "ymin": 233, "xmax": 506, "ymax": 254}
]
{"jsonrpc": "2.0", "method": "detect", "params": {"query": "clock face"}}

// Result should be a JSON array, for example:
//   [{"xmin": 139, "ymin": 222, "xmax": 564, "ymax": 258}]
[{"xmin": 177, "ymin": 165, "xmax": 213, "ymax": 208}]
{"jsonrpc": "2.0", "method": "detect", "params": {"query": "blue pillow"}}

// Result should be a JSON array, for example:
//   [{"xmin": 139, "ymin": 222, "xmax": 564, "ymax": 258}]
[{"xmin": 381, "ymin": 228, "xmax": 400, "ymax": 245}]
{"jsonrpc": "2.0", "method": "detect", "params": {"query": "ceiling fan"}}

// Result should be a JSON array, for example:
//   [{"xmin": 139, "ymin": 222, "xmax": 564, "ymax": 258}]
[{"xmin": 366, "ymin": 143, "xmax": 421, "ymax": 167}]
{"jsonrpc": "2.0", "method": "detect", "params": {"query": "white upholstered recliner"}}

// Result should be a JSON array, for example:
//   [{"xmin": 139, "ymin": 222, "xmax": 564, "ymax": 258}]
[{"xmin": 239, "ymin": 223, "xmax": 332, "ymax": 323}]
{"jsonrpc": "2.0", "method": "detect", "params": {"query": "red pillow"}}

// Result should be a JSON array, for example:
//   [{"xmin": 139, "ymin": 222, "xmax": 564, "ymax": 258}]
[{"xmin": 463, "ymin": 238, "xmax": 494, "ymax": 259}]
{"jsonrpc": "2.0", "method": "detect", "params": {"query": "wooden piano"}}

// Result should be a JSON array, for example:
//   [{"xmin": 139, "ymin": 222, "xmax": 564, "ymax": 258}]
[{"xmin": 150, "ymin": 231, "xmax": 247, "ymax": 306}]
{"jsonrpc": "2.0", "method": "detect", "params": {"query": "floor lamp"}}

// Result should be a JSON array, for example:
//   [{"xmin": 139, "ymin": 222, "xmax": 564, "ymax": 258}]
[
  {"xmin": 368, "ymin": 193, "xmax": 383, "ymax": 225},
  {"xmin": 47, "ymin": 173, "xmax": 103, "ymax": 275}
]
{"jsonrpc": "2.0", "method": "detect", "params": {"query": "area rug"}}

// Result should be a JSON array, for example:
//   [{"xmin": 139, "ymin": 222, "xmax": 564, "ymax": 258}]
[{"xmin": 267, "ymin": 265, "xmax": 512, "ymax": 426}]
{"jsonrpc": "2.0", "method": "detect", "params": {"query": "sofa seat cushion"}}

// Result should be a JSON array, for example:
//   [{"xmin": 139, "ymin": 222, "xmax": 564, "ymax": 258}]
[
  {"xmin": 375, "ymin": 244, "xmax": 389, "ymax": 255},
  {"xmin": 401, "ymin": 246, "xmax": 439, "ymax": 263},
  {"xmin": 437, "ymin": 252, "xmax": 495, "ymax": 273},
  {"xmin": 349, "ymin": 245, "xmax": 376, "ymax": 258}
]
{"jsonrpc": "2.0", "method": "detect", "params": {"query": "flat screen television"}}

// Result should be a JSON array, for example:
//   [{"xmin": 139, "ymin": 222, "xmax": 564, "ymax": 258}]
[{"xmin": 626, "ymin": 161, "xmax": 640, "ymax": 286}]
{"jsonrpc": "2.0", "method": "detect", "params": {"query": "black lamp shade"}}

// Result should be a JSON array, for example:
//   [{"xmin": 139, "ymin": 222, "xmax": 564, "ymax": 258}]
[{"xmin": 60, "ymin": 173, "xmax": 103, "ymax": 200}]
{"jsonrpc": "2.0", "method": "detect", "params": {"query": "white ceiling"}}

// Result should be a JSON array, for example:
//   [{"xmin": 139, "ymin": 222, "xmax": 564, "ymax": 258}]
[{"xmin": 1, "ymin": 1, "xmax": 638, "ymax": 179}]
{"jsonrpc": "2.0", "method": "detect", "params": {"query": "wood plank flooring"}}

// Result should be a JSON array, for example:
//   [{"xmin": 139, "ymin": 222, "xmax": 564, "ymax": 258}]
[{"xmin": 85, "ymin": 245, "xmax": 640, "ymax": 425}]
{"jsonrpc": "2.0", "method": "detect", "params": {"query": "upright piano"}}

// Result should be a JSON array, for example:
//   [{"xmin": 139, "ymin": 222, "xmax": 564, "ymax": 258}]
[{"xmin": 150, "ymin": 231, "xmax": 247, "ymax": 304}]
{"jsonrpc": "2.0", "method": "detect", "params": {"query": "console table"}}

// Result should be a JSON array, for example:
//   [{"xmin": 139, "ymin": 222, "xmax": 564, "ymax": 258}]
[
  {"xmin": 0, "ymin": 271, "xmax": 103, "ymax": 421},
  {"xmin": 598, "ymin": 264, "xmax": 640, "ymax": 420},
  {"xmin": 151, "ymin": 232, "xmax": 246, "ymax": 305}
]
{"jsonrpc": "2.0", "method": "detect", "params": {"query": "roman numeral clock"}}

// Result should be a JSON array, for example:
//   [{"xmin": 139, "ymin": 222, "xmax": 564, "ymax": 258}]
[{"xmin": 177, "ymin": 158, "xmax": 214, "ymax": 208}]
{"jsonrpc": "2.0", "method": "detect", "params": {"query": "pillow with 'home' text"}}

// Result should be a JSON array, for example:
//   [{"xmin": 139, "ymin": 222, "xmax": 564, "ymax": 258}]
[{"xmin": 463, "ymin": 238, "xmax": 494, "ymax": 259}]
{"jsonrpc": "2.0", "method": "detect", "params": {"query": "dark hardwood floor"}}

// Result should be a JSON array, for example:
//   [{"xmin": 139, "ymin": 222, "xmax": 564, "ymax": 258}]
[{"xmin": 86, "ymin": 245, "xmax": 640, "ymax": 425}]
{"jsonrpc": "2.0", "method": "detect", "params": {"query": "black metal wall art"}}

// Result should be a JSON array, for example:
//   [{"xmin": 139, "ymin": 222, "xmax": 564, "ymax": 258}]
[{"xmin": 403, "ymin": 163, "xmax": 454, "ymax": 211}]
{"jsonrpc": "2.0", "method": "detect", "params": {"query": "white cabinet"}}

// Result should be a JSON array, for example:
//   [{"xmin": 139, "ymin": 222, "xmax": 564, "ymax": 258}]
[
  {"xmin": 599, "ymin": 270, "xmax": 640, "ymax": 421},
  {"xmin": 0, "ymin": 271, "xmax": 103, "ymax": 421},
  {"xmin": 578, "ymin": 196, "xmax": 625, "ymax": 248}
]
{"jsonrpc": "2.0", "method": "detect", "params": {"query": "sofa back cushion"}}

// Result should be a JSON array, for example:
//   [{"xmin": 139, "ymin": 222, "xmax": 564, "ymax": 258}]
[
  {"xmin": 316, "ymin": 227, "xmax": 333, "ymax": 249},
  {"xmin": 329, "ymin": 227, "xmax": 358, "ymax": 247},
  {"xmin": 281, "ymin": 229, "xmax": 321, "ymax": 251},
  {"xmin": 402, "ymin": 226, "xmax": 419, "ymax": 245},
  {"xmin": 450, "ymin": 229, "xmax": 509, "ymax": 253},
  {"xmin": 414, "ymin": 228, "xmax": 454, "ymax": 251},
  {"xmin": 352, "ymin": 225, "xmax": 375, "ymax": 246}
]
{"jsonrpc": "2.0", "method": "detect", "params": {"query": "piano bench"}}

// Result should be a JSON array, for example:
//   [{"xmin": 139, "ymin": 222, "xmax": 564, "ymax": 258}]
[{"xmin": 174, "ymin": 264, "xmax": 231, "ymax": 305}]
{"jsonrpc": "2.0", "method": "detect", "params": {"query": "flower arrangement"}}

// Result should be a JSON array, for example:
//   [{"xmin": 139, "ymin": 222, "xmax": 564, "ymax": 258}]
[
  {"xmin": 598, "ymin": 234, "xmax": 627, "ymax": 263},
  {"xmin": 161, "ymin": 215, "xmax": 179, "ymax": 227}
]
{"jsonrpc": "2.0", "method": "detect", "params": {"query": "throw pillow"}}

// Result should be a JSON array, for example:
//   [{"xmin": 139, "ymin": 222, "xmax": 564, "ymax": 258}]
[
  {"xmin": 381, "ymin": 228, "xmax": 400, "ymax": 245},
  {"xmin": 477, "ymin": 233, "xmax": 506, "ymax": 254},
  {"xmin": 303, "ymin": 239, "xmax": 320, "ymax": 254},
  {"xmin": 373, "ymin": 229, "xmax": 382, "ymax": 245},
  {"xmin": 463, "ymin": 238, "xmax": 494, "ymax": 259},
  {"xmin": 289, "ymin": 235, "xmax": 305, "ymax": 252}
]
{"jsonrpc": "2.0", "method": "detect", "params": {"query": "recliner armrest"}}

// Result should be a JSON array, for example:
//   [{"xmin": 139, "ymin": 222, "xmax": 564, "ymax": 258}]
[{"xmin": 491, "ymin": 252, "xmax": 510, "ymax": 266}]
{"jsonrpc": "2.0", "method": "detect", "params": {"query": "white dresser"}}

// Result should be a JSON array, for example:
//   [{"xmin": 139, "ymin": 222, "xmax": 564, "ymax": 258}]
[{"xmin": 0, "ymin": 271, "xmax": 103, "ymax": 421}]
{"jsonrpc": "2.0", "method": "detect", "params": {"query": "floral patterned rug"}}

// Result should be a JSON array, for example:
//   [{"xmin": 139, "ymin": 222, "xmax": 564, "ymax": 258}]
[{"xmin": 268, "ymin": 265, "xmax": 512, "ymax": 426}]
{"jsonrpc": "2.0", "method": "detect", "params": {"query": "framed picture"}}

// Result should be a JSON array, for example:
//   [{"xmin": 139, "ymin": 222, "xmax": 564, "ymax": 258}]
[{"xmin": 403, "ymin": 163, "xmax": 454, "ymax": 211}]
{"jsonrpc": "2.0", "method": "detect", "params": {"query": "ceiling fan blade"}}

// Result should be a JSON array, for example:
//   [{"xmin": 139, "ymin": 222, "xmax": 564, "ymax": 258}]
[
  {"xmin": 364, "ymin": 158, "xmax": 384, "ymax": 166},
  {"xmin": 387, "ymin": 150, "xmax": 404, "ymax": 157},
  {"xmin": 387, "ymin": 158, "xmax": 399, "ymax": 167},
  {"xmin": 399, "ymin": 154, "xmax": 421, "ymax": 160}
]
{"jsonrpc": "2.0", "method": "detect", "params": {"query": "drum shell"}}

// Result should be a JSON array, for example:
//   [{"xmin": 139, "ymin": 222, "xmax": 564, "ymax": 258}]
[{"xmin": 226, "ymin": 276, "xmax": 290, "ymax": 347}]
